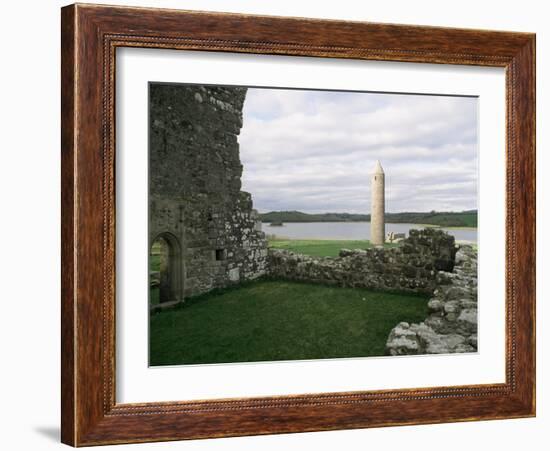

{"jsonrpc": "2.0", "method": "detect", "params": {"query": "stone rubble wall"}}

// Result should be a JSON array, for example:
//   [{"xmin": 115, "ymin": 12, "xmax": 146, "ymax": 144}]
[
  {"xmin": 150, "ymin": 84, "xmax": 267, "ymax": 300},
  {"xmin": 267, "ymin": 229, "xmax": 457, "ymax": 294},
  {"xmin": 385, "ymin": 245, "xmax": 478, "ymax": 355}
]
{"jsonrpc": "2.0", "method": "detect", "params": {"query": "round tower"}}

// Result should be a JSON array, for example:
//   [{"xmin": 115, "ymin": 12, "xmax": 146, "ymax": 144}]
[{"xmin": 370, "ymin": 160, "xmax": 385, "ymax": 247}]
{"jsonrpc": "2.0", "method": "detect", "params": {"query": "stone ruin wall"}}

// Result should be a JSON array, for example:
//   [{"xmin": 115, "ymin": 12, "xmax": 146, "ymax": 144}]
[
  {"xmin": 149, "ymin": 84, "xmax": 267, "ymax": 300},
  {"xmin": 267, "ymin": 229, "xmax": 457, "ymax": 295}
]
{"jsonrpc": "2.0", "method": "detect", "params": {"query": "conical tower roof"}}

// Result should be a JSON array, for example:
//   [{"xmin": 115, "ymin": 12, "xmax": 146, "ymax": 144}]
[{"xmin": 373, "ymin": 160, "xmax": 384, "ymax": 174}]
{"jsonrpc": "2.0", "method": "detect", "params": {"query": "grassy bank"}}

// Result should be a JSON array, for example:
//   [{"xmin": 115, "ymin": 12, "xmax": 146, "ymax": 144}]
[
  {"xmin": 267, "ymin": 238, "xmax": 397, "ymax": 258},
  {"xmin": 149, "ymin": 279, "xmax": 428, "ymax": 366}
]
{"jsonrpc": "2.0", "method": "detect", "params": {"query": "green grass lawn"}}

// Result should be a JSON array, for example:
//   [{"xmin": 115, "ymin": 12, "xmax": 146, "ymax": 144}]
[
  {"xmin": 149, "ymin": 253, "xmax": 161, "ymax": 305},
  {"xmin": 149, "ymin": 279, "xmax": 428, "ymax": 366},
  {"xmin": 150, "ymin": 254, "xmax": 161, "ymax": 271},
  {"xmin": 150, "ymin": 286, "xmax": 160, "ymax": 305},
  {"xmin": 267, "ymin": 239, "xmax": 397, "ymax": 257}
]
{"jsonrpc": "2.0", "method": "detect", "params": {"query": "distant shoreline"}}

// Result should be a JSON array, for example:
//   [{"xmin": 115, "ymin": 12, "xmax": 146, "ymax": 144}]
[{"xmin": 263, "ymin": 221, "xmax": 478, "ymax": 230}]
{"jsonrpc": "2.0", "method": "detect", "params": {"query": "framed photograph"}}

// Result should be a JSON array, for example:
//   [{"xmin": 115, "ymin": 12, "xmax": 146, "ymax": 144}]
[{"xmin": 61, "ymin": 3, "xmax": 535, "ymax": 446}]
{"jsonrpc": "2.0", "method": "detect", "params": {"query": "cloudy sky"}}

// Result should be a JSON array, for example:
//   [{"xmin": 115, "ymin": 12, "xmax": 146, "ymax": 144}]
[{"xmin": 239, "ymin": 87, "xmax": 478, "ymax": 214}]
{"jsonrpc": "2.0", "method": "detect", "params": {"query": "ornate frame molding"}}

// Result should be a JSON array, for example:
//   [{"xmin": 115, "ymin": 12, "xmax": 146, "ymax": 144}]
[{"xmin": 61, "ymin": 4, "xmax": 535, "ymax": 446}]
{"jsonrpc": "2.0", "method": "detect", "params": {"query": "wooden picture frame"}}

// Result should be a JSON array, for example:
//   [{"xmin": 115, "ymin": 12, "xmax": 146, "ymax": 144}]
[{"xmin": 61, "ymin": 3, "xmax": 535, "ymax": 446}]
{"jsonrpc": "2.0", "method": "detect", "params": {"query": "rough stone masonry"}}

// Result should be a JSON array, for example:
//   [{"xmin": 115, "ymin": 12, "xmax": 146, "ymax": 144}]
[
  {"xmin": 385, "ymin": 245, "xmax": 478, "ymax": 355},
  {"xmin": 149, "ymin": 84, "xmax": 267, "ymax": 302},
  {"xmin": 268, "ymin": 228, "xmax": 457, "ymax": 294}
]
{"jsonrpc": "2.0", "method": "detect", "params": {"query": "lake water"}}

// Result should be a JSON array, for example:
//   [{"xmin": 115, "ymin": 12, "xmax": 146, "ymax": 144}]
[{"xmin": 263, "ymin": 222, "xmax": 477, "ymax": 243}]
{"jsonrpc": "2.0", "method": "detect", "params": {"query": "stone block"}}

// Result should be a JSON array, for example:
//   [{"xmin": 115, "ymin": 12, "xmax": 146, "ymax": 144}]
[{"xmin": 228, "ymin": 267, "xmax": 240, "ymax": 282}]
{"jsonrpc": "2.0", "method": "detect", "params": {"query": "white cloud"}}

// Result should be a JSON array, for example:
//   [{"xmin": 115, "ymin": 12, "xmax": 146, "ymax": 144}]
[{"xmin": 239, "ymin": 88, "xmax": 477, "ymax": 213}]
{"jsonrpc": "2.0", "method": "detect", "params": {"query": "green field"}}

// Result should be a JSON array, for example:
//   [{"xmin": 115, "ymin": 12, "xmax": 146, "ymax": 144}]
[
  {"xmin": 267, "ymin": 238, "xmax": 397, "ymax": 258},
  {"xmin": 149, "ymin": 279, "xmax": 428, "ymax": 366},
  {"xmin": 149, "ymin": 252, "xmax": 161, "ymax": 305}
]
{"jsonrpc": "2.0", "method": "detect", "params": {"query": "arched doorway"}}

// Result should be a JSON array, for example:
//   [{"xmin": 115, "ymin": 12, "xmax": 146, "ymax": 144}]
[{"xmin": 150, "ymin": 232, "xmax": 183, "ymax": 304}]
